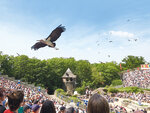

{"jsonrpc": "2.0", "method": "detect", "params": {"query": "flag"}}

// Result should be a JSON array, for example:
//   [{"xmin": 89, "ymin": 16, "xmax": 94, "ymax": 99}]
[{"xmin": 120, "ymin": 64, "xmax": 122, "ymax": 70}]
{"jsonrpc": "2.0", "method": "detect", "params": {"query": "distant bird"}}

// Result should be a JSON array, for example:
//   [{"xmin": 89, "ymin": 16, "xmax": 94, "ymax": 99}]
[
  {"xmin": 31, "ymin": 24, "xmax": 66, "ymax": 50},
  {"xmin": 128, "ymin": 39, "xmax": 131, "ymax": 42},
  {"xmin": 127, "ymin": 19, "xmax": 130, "ymax": 22},
  {"xmin": 96, "ymin": 41, "xmax": 99, "ymax": 43},
  {"xmin": 16, "ymin": 53, "xmax": 20, "ymax": 56},
  {"xmin": 108, "ymin": 55, "xmax": 110, "ymax": 58},
  {"xmin": 109, "ymin": 41, "xmax": 112, "ymax": 43},
  {"xmin": 134, "ymin": 39, "xmax": 137, "ymax": 41}
]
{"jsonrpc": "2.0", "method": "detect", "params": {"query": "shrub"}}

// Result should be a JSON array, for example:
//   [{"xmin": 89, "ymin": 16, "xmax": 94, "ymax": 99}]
[
  {"xmin": 108, "ymin": 87, "xmax": 119, "ymax": 93},
  {"xmin": 70, "ymin": 96, "xmax": 80, "ymax": 103},
  {"xmin": 75, "ymin": 87, "xmax": 85, "ymax": 95},
  {"xmin": 55, "ymin": 88, "xmax": 64, "ymax": 93},
  {"xmin": 111, "ymin": 79, "xmax": 122, "ymax": 86},
  {"xmin": 118, "ymin": 87, "xmax": 144, "ymax": 93},
  {"xmin": 103, "ymin": 88, "xmax": 108, "ymax": 93}
]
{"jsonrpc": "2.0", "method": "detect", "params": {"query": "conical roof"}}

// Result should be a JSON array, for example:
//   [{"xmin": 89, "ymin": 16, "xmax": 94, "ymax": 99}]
[{"xmin": 62, "ymin": 68, "xmax": 76, "ymax": 78}]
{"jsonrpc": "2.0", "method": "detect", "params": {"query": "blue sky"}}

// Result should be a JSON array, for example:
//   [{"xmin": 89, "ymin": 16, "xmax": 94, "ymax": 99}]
[{"xmin": 0, "ymin": 0, "xmax": 150, "ymax": 63}]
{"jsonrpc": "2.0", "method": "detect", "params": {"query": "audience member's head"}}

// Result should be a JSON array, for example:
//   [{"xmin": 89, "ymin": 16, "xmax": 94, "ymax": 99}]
[
  {"xmin": 40, "ymin": 100, "xmax": 56, "ymax": 113},
  {"xmin": 7, "ymin": 90, "xmax": 24, "ymax": 112},
  {"xmin": 32, "ymin": 104, "xmax": 40, "ymax": 113},
  {"xmin": 87, "ymin": 93, "xmax": 110, "ymax": 113},
  {"xmin": 134, "ymin": 110, "xmax": 144, "ymax": 113},
  {"xmin": 60, "ymin": 106, "xmax": 66, "ymax": 113},
  {"xmin": 33, "ymin": 100, "xmax": 39, "ymax": 104},
  {"xmin": 0, "ymin": 88, "xmax": 5, "ymax": 102},
  {"xmin": 23, "ymin": 105, "xmax": 31, "ymax": 113},
  {"xmin": 65, "ymin": 107, "xmax": 75, "ymax": 113}
]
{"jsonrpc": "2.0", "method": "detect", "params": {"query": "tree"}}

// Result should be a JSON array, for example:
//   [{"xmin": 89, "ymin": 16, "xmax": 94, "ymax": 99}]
[
  {"xmin": 121, "ymin": 55, "xmax": 145, "ymax": 70},
  {"xmin": 74, "ymin": 60, "xmax": 92, "ymax": 87},
  {"xmin": 91, "ymin": 62, "xmax": 120, "ymax": 87}
]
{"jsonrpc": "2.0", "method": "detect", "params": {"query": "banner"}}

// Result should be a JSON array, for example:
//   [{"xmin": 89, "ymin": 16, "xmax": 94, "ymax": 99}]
[
  {"xmin": 120, "ymin": 64, "xmax": 122, "ymax": 70},
  {"xmin": 141, "ymin": 64, "xmax": 150, "ymax": 70}
]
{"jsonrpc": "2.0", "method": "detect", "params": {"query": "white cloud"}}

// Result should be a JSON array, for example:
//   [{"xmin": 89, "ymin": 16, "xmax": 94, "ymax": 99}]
[{"xmin": 109, "ymin": 31, "xmax": 134, "ymax": 38}]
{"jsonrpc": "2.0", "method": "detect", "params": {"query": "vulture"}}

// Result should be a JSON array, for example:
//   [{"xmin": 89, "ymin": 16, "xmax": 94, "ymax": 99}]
[{"xmin": 31, "ymin": 24, "xmax": 66, "ymax": 50}]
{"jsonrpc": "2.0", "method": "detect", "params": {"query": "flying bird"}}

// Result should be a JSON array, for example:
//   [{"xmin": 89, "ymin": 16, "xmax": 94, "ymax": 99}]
[
  {"xmin": 127, "ymin": 19, "xmax": 130, "ymax": 22},
  {"xmin": 134, "ymin": 39, "xmax": 138, "ymax": 41},
  {"xmin": 31, "ymin": 24, "xmax": 66, "ymax": 50}
]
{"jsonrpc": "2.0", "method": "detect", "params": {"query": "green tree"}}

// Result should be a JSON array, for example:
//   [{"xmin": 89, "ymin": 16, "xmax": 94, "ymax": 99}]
[
  {"xmin": 121, "ymin": 55, "xmax": 145, "ymax": 70},
  {"xmin": 91, "ymin": 62, "xmax": 120, "ymax": 87},
  {"xmin": 74, "ymin": 60, "xmax": 92, "ymax": 87}
]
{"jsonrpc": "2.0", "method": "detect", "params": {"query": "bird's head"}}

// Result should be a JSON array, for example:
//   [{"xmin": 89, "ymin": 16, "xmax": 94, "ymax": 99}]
[{"xmin": 53, "ymin": 43, "xmax": 56, "ymax": 47}]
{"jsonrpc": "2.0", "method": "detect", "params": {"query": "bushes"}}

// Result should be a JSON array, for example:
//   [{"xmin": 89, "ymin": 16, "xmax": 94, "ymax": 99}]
[
  {"xmin": 55, "ymin": 88, "xmax": 66, "ymax": 95},
  {"xmin": 55, "ymin": 88, "xmax": 64, "ymax": 93},
  {"xmin": 105, "ymin": 87, "xmax": 144, "ymax": 94},
  {"xmin": 118, "ymin": 87, "xmax": 144, "ymax": 93},
  {"xmin": 75, "ymin": 87, "xmax": 85, "ymax": 95},
  {"xmin": 103, "ymin": 88, "xmax": 108, "ymax": 93},
  {"xmin": 70, "ymin": 96, "xmax": 80, "ymax": 103},
  {"xmin": 108, "ymin": 87, "xmax": 119, "ymax": 93},
  {"xmin": 111, "ymin": 79, "xmax": 122, "ymax": 86}
]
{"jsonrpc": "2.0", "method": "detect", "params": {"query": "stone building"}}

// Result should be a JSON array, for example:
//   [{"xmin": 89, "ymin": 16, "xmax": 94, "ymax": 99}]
[{"xmin": 62, "ymin": 68, "xmax": 76, "ymax": 95}]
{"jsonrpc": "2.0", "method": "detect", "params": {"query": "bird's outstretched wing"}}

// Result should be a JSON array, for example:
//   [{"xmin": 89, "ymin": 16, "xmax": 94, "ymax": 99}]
[
  {"xmin": 31, "ymin": 42, "xmax": 47, "ymax": 50},
  {"xmin": 46, "ymin": 24, "xmax": 66, "ymax": 42}
]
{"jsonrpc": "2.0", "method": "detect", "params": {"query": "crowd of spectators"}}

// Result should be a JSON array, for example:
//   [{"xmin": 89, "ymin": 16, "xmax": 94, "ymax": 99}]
[
  {"xmin": 115, "ymin": 92, "xmax": 150, "ymax": 103},
  {"xmin": 0, "ymin": 75, "xmax": 149, "ymax": 113},
  {"xmin": 0, "ymin": 77, "xmax": 84, "ymax": 113},
  {"xmin": 122, "ymin": 69, "xmax": 150, "ymax": 89}
]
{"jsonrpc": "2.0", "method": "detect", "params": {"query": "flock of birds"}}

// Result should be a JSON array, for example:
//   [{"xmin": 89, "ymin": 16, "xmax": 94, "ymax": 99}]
[{"xmin": 95, "ymin": 19, "xmax": 139, "ymax": 59}]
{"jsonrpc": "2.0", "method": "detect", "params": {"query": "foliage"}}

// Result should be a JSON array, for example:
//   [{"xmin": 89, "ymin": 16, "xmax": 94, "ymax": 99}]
[
  {"xmin": 111, "ymin": 79, "xmax": 123, "ymax": 86},
  {"xmin": 55, "ymin": 88, "xmax": 65, "ymax": 93},
  {"xmin": 121, "ymin": 55, "xmax": 145, "ymax": 70},
  {"xmin": 75, "ymin": 87, "xmax": 85, "ymax": 95},
  {"xmin": 103, "ymin": 88, "xmax": 108, "ymax": 93},
  {"xmin": 108, "ymin": 87, "xmax": 119, "ymax": 93},
  {"xmin": 118, "ymin": 87, "xmax": 143, "ymax": 93},
  {"xmin": 91, "ymin": 62, "xmax": 120, "ymax": 87},
  {"xmin": 70, "ymin": 96, "xmax": 80, "ymax": 103},
  {"xmin": 75, "ymin": 81, "xmax": 87, "ymax": 95},
  {"xmin": 0, "ymin": 51, "xmax": 148, "ymax": 94}
]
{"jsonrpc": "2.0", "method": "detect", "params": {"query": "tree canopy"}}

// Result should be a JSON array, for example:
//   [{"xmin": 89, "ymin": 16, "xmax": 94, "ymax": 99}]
[{"xmin": 0, "ymin": 52, "xmax": 147, "ymax": 94}]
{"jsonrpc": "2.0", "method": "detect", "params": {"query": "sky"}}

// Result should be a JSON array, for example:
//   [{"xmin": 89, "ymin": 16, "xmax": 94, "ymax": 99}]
[{"xmin": 0, "ymin": 0, "xmax": 150, "ymax": 63}]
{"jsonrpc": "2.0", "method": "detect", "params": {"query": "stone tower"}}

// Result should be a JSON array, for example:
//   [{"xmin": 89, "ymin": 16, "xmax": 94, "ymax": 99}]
[{"xmin": 62, "ymin": 68, "xmax": 76, "ymax": 95}]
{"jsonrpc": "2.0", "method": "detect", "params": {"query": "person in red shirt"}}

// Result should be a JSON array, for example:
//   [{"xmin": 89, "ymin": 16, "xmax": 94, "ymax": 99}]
[
  {"xmin": 0, "ymin": 88, "xmax": 6, "ymax": 113},
  {"xmin": 4, "ymin": 90, "xmax": 24, "ymax": 113}
]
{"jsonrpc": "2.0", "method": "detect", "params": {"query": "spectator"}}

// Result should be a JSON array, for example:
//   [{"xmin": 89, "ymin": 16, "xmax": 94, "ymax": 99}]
[
  {"xmin": 143, "ymin": 108, "xmax": 147, "ymax": 113},
  {"xmin": 59, "ymin": 106, "xmax": 66, "ymax": 113},
  {"xmin": 87, "ymin": 93, "xmax": 109, "ymax": 113},
  {"xmin": 0, "ymin": 88, "xmax": 6, "ymax": 113},
  {"xmin": 134, "ymin": 110, "xmax": 144, "ymax": 113},
  {"xmin": 23, "ymin": 105, "xmax": 31, "ymax": 113},
  {"xmin": 40, "ymin": 100, "xmax": 56, "ymax": 113},
  {"xmin": 65, "ymin": 107, "xmax": 75, "ymax": 113},
  {"xmin": 4, "ymin": 90, "xmax": 24, "ymax": 113},
  {"xmin": 32, "ymin": 104, "xmax": 40, "ymax": 113}
]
